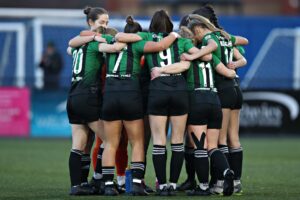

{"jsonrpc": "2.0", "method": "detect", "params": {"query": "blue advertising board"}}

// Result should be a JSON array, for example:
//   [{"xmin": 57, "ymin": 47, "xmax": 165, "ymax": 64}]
[{"xmin": 31, "ymin": 90, "xmax": 71, "ymax": 137}]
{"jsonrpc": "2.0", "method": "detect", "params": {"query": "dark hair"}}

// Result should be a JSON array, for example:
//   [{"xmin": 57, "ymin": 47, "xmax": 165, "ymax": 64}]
[
  {"xmin": 192, "ymin": 4, "xmax": 222, "ymax": 29},
  {"xmin": 149, "ymin": 10, "xmax": 173, "ymax": 33},
  {"xmin": 124, "ymin": 16, "xmax": 142, "ymax": 33},
  {"xmin": 84, "ymin": 6, "xmax": 108, "ymax": 25},
  {"xmin": 179, "ymin": 15, "xmax": 190, "ymax": 28}
]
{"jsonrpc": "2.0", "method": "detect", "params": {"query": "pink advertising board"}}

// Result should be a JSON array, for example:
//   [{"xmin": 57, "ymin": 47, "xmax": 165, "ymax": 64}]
[{"xmin": 0, "ymin": 87, "xmax": 30, "ymax": 137}]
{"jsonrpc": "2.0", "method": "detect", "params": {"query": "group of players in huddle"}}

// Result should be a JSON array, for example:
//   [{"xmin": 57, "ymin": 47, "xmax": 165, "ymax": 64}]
[{"xmin": 66, "ymin": 4, "xmax": 248, "ymax": 197}]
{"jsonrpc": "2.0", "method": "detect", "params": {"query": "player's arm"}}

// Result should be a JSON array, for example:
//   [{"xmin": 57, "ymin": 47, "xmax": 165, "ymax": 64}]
[
  {"xmin": 115, "ymin": 33, "xmax": 143, "ymax": 43},
  {"xmin": 150, "ymin": 61, "xmax": 190, "ymax": 80},
  {"xmin": 233, "ymin": 35, "xmax": 249, "ymax": 46},
  {"xmin": 227, "ymin": 47, "xmax": 247, "ymax": 70},
  {"xmin": 181, "ymin": 39, "xmax": 217, "ymax": 61},
  {"xmin": 187, "ymin": 47, "xmax": 212, "ymax": 62},
  {"xmin": 143, "ymin": 32, "xmax": 179, "ymax": 53},
  {"xmin": 99, "ymin": 42, "xmax": 127, "ymax": 53},
  {"xmin": 215, "ymin": 62, "xmax": 236, "ymax": 79},
  {"xmin": 69, "ymin": 31, "xmax": 106, "ymax": 48}
]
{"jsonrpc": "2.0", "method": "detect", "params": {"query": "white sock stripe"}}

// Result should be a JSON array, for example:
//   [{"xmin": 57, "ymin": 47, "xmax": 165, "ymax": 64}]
[
  {"xmin": 229, "ymin": 147, "xmax": 243, "ymax": 153},
  {"xmin": 219, "ymin": 147, "xmax": 229, "ymax": 150},
  {"xmin": 71, "ymin": 149, "xmax": 83, "ymax": 155},
  {"xmin": 153, "ymin": 150, "xmax": 166, "ymax": 153},
  {"xmin": 131, "ymin": 167, "xmax": 145, "ymax": 171},
  {"xmin": 172, "ymin": 149, "xmax": 184, "ymax": 152},
  {"xmin": 194, "ymin": 155, "xmax": 208, "ymax": 158},
  {"xmin": 131, "ymin": 163, "xmax": 145, "ymax": 167},
  {"xmin": 152, "ymin": 152, "xmax": 166, "ymax": 155},
  {"xmin": 171, "ymin": 147, "xmax": 184, "ymax": 151},
  {"xmin": 219, "ymin": 148, "xmax": 229, "ymax": 153},
  {"xmin": 97, "ymin": 155, "xmax": 102, "ymax": 159},
  {"xmin": 194, "ymin": 150, "xmax": 208, "ymax": 154},
  {"xmin": 81, "ymin": 157, "xmax": 91, "ymax": 161},
  {"xmin": 153, "ymin": 148, "xmax": 166, "ymax": 151}
]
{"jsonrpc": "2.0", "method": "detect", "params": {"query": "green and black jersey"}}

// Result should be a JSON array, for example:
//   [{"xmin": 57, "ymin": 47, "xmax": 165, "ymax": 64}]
[
  {"xmin": 202, "ymin": 31, "xmax": 236, "ymax": 89},
  {"xmin": 69, "ymin": 34, "xmax": 113, "ymax": 96},
  {"xmin": 106, "ymin": 40, "xmax": 146, "ymax": 78},
  {"xmin": 186, "ymin": 55, "xmax": 221, "ymax": 91},
  {"xmin": 138, "ymin": 32, "xmax": 194, "ymax": 71},
  {"xmin": 138, "ymin": 32, "xmax": 194, "ymax": 91},
  {"xmin": 104, "ymin": 39, "xmax": 147, "ymax": 91}
]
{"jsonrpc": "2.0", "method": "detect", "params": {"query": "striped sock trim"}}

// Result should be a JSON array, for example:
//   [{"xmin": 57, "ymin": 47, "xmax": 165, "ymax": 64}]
[
  {"xmin": 131, "ymin": 162, "xmax": 145, "ymax": 171},
  {"xmin": 194, "ymin": 149, "xmax": 208, "ymax": 158},
  {"xmin": 153, "ymin": 145, "xmax": 166, "ymax": 155},
  {"xmin": 81, "ymin": 155, "xmax": 91, "ymax": 162},
  {"xmin": 229, "ymin": 147, "xmax": 243, "ymax": 153},
  {"xmin": 218, "ymin": 146, "xmax": 229, "ymax": 154},
  {"xmin": 97, "ymin": 155, "xmax": 102, "ymax": 159},
  {"xmin": 102, "ymin": 167, "xmax": 115, "ymax": 175},
  {"xmin": 171, "ymin": 143, "xmax": 184, "ymax": 152},
  {"xmin": 71, "ymin": 149, "xmax": 83, "ymax": 155}
]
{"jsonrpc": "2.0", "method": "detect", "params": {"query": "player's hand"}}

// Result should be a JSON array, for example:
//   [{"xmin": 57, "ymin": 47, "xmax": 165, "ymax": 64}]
[
  {"xmin": 181, "ymin": 53, "xmax": 192, "ymax": 61},
  {"xmin": 151, "ymin": 67, "xmax": 162, "ymax": 80},
  {"xmin": 227, "ymin": 62, "xmax": 236, "ymax": 69},
  {"xmin": 94, "ymin": 36, "xmax": 107, "ymax": 43}
]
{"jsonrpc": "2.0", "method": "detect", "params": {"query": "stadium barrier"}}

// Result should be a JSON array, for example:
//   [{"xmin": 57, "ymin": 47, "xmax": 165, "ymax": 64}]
[{"xmin": 240, "ymin": 90, "xmax": 300, "ymax": 134}]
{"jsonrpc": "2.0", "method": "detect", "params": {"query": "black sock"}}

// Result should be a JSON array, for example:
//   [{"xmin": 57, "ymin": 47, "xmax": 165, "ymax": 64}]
[
  {"xmin": 102, "ymin": 166, "xmax": 115, "ymax": 185},
  {"xmin": 143, "ymin": 161, "xmax": 146, "ymax": 179},
  {"xmin": 229, "ymin": 147, "xmax": 243, "ymax": 180},
  {"xmin": 184, "ymin": 146, "xmax": 195, "ymax": 182},
  {"xmin": 194, "ymin": 149, "xmax": 209, "ymax": 184},
  {"xmin": 69, "ymin": 149, "xmax": 83, "ymax": 186},
  {"xmin": 209, "ymin": 148, "xmax": 230, "ymax": 180},
  {"xmin": 81, "ymin": 154, "xmax": 90, "ymax": 183},
  {"xmin": 152, "ymin": 145, "xmax": 167, "ymax": 185},
  {"xmin": 218, "ymin": 144, "xmax": 229, "ymax": 161},
  {"xmin": 95, "ymin": 147, "xmax": 104, "ymax": 175},
  {"xmin": 131, "ymin": 162, "xmax": 145, "ymax": 184},
  {"xmin": 169, "ymin": 143, "xmax": 184, "ymax": 183}
]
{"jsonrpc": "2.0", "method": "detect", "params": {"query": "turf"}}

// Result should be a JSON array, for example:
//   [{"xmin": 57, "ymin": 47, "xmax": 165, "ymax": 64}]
[{"xmin": 0, "ymin": 137, "xmax": 300, "ymax": 200}]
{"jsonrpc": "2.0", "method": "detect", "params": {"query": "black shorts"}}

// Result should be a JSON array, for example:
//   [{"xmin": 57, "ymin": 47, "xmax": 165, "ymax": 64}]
[
  {"xmin": 67, "ymin": 94, "xmax": 101, "ymax": 124},
  {"xmin": 187, "ymin": 91, "xmax": 222, "ymax": 129},
  {"xmin": 218, "ymin": 86, "xmax": 243, "ymax": 109},
  {"xmin": 101, "ymin": 91, "xmax": 143, "ymax": 121},
  {"xmin": 147, "ymin": 90, "xmax": 189, "ymax": 116}
]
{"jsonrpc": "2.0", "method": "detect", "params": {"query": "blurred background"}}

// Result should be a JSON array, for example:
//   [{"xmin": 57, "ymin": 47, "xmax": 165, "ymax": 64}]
[{"xmin": 0, "ymin": 0, "xmax": 300, "ymax": 137}]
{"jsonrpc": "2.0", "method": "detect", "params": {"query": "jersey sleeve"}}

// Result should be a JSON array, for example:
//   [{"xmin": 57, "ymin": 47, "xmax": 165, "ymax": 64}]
[
  {"xmin": 230, "ymin": 35, "xmax": 236, "ymax": 45},
  {"xmin": 133, "ymin": 40, "xmax": 147, "ymax": 53},
  {"xmin": 137, "ymin": 32, "xmax": 150, "ymax": 41},
  {"xmin": 183, "ymin": 38, "xmax": 195, "ymax": 52},
  {"xmin": 211, "ymin": 55, "xmax": 221, "ymax": 69},
  {"xmin": 202, "ymin": 33, "xmax": 212, "ymax": 46},
  {"xmin": 236, "ymin": 45, "xmax": 246, "ymax": 56}
]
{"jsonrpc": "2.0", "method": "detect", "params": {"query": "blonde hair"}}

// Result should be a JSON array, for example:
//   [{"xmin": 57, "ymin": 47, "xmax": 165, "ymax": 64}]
[{"xmin": 188, "ymin": 14, "xmax": 230, "ymax": 40}]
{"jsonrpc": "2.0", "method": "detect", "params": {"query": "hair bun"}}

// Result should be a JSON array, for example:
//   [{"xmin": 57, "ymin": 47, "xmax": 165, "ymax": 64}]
[
  {"xmin": 126, "ymin": 16, "xmax": 134, "ymax": 25},
  {"xmin": 84, "ymin": 6, "xmax": 92, "ymax": 15}
]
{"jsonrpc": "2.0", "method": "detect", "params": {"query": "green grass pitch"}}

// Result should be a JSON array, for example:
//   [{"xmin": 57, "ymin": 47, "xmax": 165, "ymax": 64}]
[{"xmin": 1, "ymin": 137, "xmax": 300, "ymax": 200}]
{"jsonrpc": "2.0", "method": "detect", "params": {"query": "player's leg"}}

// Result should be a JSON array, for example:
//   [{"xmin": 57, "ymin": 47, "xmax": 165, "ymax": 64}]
[
  {"xmin": 186, "ymin": 125, "xmax": 210, "ymax": 196},
  {"xmin": 149, "ymin": 115, "xmax": 169, "ymax": 195},
  {"xmin": 168, "ymin": 114, "xmax": 187, "ymax": 194},
  {"xmin": 69, "ymin": 124, "xmax": 91, "ymax": 195},
  {"xmin": 124, "ymin": 118, "xmax": 147, "ymax": 195},
  {"xmin": 177, "ymin": 132, "xmax": 196, "ymax": 191},
  {"xmin": 116, "ymin": 128, "xmax": 128, "ymax": 193},
  {"xmin": 102, "ymin": 120, "xmax": 122, "ymax": 195},
  {"xmin": 228, "ymin": 109, "xmax": 243, "ymax": 194}
]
